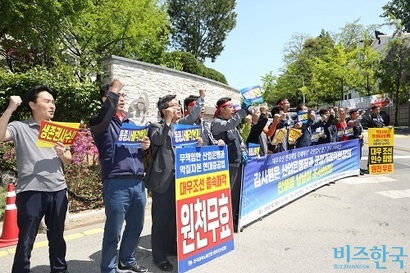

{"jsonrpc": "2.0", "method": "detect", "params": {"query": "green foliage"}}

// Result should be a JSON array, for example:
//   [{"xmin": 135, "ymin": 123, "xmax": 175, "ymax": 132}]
[
  {"xmin": 0, "ymin": 142, "xmax": 17, "ymax": 174},
  {"xmin": 377, "ymin": 37, "xmax": 410, "ymax": 125},
  {"xmin": 172, "ymin": 51, "xmax": 227, "ymax": 84},
  {"xmin": 168, "ymin": 0, "xmax": 237, "ymax": 62},
  {"xmin": 261, "ymin": 72, "xmax": 279, "ymax": 106},
  {"xmin": 381, "ymin": 0, "xmax": 410, "ymax": 32},
  {"xmin": 204, "ymin": 67, "xmax": 228, "ymax": 85},
  {"xmin": 0, "ymin": 0, "xmax": 232, "ymax": 215},
  {"xmin": 264, "ymin": 21, "xmax": 383, "ymax": 107},
  {"xmin": 161, "ymin": 51, "xmax": 184, "ymax": 70},
  {"xmin": 0, "ymin": 0, "xmax": 87, "ymax": 72},
  {"xmin": 61, "ymin": 0, "xmax": 171, "ymax": 80},
  {"xmin": 262, "ymin": 71, "xmax": 302, "ymax": 107},
  {"xmin": 64, "ymin": 126, "xmax": 103, "ymax": 212},
  {"xmin": 0, "ymin": 0, "xmax": 171, "ymax": 81},
  {"xmin": 179, "ymin": 51, "xmax": 205, "ymax": 75},
  {"xmin": 0, "ymin": 67, "xmax": 100, "ymax": 123},
  {"xmin": 334, "ymin": 19, "xmax": 382, "ymax": 50}
]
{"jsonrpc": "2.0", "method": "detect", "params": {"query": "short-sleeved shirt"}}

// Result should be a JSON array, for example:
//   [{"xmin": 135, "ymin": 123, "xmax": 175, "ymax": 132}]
[{"xmin": 6, "ymin": 117, "xmax": 66, "ymax": 194}]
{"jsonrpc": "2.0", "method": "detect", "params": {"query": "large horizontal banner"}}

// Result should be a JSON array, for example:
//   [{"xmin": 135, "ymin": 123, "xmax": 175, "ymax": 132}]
[
  {"xmin": 175, "ymin": 145, "xmax": 234, "ymax": 273},
  {"xmin": 339, "ymin": 93, "xmax": 393, "ymax": 109},
  {"xmin": 239, "ymin": 140, "xmax": 361, "ymax": 229}
]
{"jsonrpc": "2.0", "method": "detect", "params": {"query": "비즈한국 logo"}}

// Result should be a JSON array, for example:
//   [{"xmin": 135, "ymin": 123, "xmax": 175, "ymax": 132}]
[{"xmin": 332, "ymin": 245, "xmax": 408, "ymax": 270}]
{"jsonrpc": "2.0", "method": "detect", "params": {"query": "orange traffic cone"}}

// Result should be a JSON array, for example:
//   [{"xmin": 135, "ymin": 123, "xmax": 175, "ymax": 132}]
[{"xmin": 0, "ymin": 182, "xmax": 19, "ymax": 248}]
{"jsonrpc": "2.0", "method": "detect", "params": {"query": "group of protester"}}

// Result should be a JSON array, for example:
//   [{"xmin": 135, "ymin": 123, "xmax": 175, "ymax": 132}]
[
  {"xmin": 0, "ymin": 80, "xmax": 389, "ymax": 273},
  {"xmin": 0, "ymin": 80, "xmax": 247, "ymax": 273},
  {"xmin": 241, "ymin": 99, "xmax": 389, "ymax": 174}
]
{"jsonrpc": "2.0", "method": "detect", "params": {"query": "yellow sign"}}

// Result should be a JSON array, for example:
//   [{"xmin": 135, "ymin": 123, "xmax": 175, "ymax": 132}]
[
  {"xmin": 272, "ymin": 128, "xmax": 287, "ymax": 145},
  {"xmin": 288, "ymin": 128, "xmax": 302, "ymax": 144},
  {"xmin": 176, "ymin": 170, "xmax": 230, "ymax": 200},
  {"xmin": 368, "ymin": 127, "xmax": 394, "ymax": 175},
  {"xmin": 37, "ymin": 121, "xmax": 80, "ymax": 147}
]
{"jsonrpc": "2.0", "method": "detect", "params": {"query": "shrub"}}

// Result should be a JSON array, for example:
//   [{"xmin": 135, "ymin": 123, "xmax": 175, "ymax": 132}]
[
  {"xmin": 0, "ymin": 142, "xmax": 17, "ymax": 220},
  {"xmin": 204, "ymin": 67, "xmax": 228, "ymax": 85},
  {"xmin": 0, "ymin": 186, "xmax": 5, "ymax": 221},
  {"xmin": 0, "ymin": 67, "xmax": 100, "ymax": 123},
  {"xmin": 171, "ymin": 51, "xmax": 228, "ymax": 84},
  {"xmin": 179, "ymin": 51, "xmax": 204, "ymax": 75},
  {"xmin": 65, "ymin": 125, "xmax": 103, "ymax": 212},
  {"xmin": 0, "ymin": 142, "xmax": 17, "ymax": 175}
]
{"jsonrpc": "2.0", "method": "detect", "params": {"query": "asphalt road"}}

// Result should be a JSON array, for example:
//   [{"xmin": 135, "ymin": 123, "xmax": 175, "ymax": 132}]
[{"xmin": 0, "ymin": 130, "xmax": 409, "ymax": 273}]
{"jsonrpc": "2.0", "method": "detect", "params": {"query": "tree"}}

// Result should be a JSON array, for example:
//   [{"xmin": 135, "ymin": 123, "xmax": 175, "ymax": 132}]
[
  {"xmin": 264, "ymin": 20, "xmax": 384, "ymax": 108},
  {"xmin": 60, "ymin": 0, "xmax": 170, "ymax": 81},
  {"xmin": 0, "ymin": 67, "xmax": 99, "ymax": 123},
  {"xmin": 167, "ymin": 0, "xmax": 237, "ymax": 62},
  {"xmin": 0, "ymin": 0, "xmax": 171, "ymax": 81},
  {"xmin": 310, "ymin": 45, "xmax": 359, "ymax": 104},
  {"xmin": 354, "ymin": 42, "xmax": 382, "ymax": 96},
  {"xmin": 261, "ymin": 72, "xmax": 297, "ymax": 106},
  {"xmin": 381, "ymin": 0, "xmax": 410, "ymax": 32},
  {"xmin": 264, "ymin": 31, "xmax": 336, "ymax": 107},
  {"xmin": 377, "ymin": 37, "xmax": 410, "ymax": 126},
  {"xmin": 334, "ymin": 18, "xmax": 382, "ymax": 50},
  {"xmin": 0, "ymin": 0, "xmax": 86, "ymax": 72}
]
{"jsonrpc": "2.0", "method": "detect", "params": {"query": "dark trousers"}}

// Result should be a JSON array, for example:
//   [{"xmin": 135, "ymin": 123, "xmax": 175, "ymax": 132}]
[
  {"xmin": 151, "ymin": 179, "xmax": 176, "ymax": 263},
  {"xmin": 12, "ymin": 190, "xmax": 68, "ymax": 273},
  {"xmin": 229, "ymin": 165, "xmax": 242, "ymax": 226}
]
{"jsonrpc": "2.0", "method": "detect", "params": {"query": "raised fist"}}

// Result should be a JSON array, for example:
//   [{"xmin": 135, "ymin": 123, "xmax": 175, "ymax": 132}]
[{"xmin": 8, "ymin": 96, "xmax": 22, "ymax": 112}]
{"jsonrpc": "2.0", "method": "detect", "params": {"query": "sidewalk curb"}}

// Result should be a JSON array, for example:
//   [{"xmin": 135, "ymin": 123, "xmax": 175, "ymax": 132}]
[
  {"xmin": 65, "ymin": 196, "xmax": 152, "ymax": 230},
  {"xmin": 0, "ymin": 197, "xmax": 152, "ymax": 233}
]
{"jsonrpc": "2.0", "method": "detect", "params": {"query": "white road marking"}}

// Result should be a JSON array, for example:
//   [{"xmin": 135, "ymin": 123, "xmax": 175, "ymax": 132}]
[
  {"xmin": 376, "ymin": 189, "xmax": 410, "ymax": 199},
  {"xmin": 340, "ymin": 176, "xmax": 397, "ymax": 184}
]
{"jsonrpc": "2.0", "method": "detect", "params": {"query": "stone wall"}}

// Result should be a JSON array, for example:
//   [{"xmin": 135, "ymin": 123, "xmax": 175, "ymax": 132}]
[{"xmin": 100, "ymin": 55, "xmax": 241, "ymax": 123}]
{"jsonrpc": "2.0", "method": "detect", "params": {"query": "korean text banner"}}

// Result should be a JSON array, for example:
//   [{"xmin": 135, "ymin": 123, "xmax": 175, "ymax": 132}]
[
  {"xmin": 175, "ymin": 145, "xmax": 234, "ymax": 273},
  {"xmin": 37, "ymin": 121, "xmax": 80, "ymax": 147},
  {"xmin": 368, "ymin": 127, "xmax": 394, "ymax": 174},
  {"xmin": 297, "ymin": 111, "xmax": 308, "ymax": 123},
  {"xmin": 239, "ymin": 86, "xmax": 263, "ymax": 104},
  {"xmin": 248, "ymin": 142, "xmax": 260, "ymax": 158},
  {"xmin": 239, "ymin": 140, "xmax": 360, "ymax": 228},
  {"xmin": 172, "ymin": 124, "xmax": 202, "ymax": 147},
  {"xmin": 115, "ymin": 123, "xmax": 149, "ymax": 148}
]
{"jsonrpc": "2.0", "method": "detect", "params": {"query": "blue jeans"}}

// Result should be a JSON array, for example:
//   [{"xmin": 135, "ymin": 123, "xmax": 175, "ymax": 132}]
[{"xmin": 100, "ymin": 178, "xmax": 146, "ymax": 273}]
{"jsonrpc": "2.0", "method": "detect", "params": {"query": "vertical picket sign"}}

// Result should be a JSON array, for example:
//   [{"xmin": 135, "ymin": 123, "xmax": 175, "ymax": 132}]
[{"xmin": 175, "ymin": 145, "xmax": 234, "ymax": 273}]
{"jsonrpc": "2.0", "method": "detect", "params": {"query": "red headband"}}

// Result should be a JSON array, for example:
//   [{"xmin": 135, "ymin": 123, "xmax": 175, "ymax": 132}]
[
  {"xmin": 184, "ymin": 100, "xmax": 198, "ymax": 117},
  {"xmin": 214, "ymin": 101, "xmax": 232, "ymax": 118}
]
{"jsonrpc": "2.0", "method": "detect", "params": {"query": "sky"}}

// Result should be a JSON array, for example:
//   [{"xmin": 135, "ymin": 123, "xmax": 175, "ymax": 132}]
[{"xmin": 205, "ymin": 0, "xmax": 394, "ymax": 91}]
